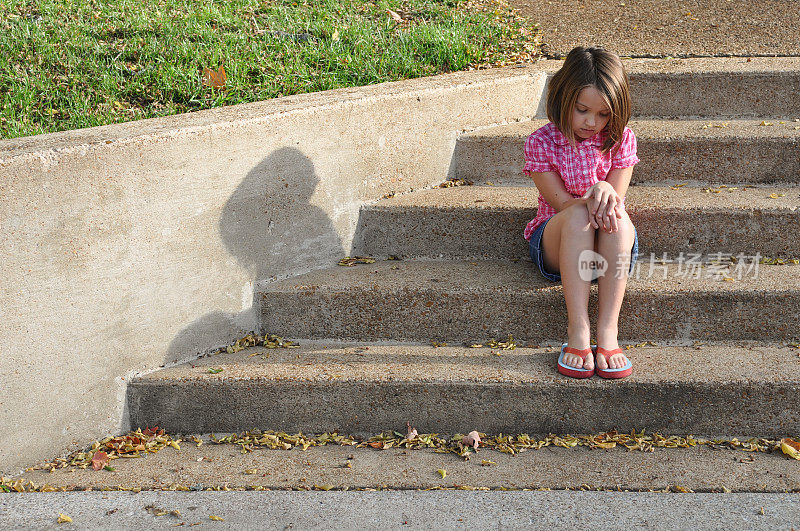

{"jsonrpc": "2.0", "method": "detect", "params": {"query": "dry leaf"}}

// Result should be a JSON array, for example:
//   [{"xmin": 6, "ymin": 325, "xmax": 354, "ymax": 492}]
[
  {"xmin": 437, "ymin": 468, "xmax": 447, "ymax": 478},
  {"xmin": 91, "ymin": 451, "xmax": 109, "ymax": 471},
  {"xmin": 209, "ymin": 515, "xmax": 224, "ymax": 521},
  {"xmin": 57, "ymin": 514, "xmax": 72, "ymax": 524},
  {"xmin": 338, "ymin": 256, "xmax": 376, "ymax": 266},
  {"xmin": 781, "ymin": 438, "xmax": 800, "ymax": 460},
  {"xmin": 331, "ymin": 29, "xmax": 340, "ymax": 41},
  {"xmin": 201, "ymin": 66, "xmax": 227, "ymax": 88},
  {"xmin": 463, "ymin": 431, "xmax": 481, "ymax": 450},
  {"xmin": 406, "ymin": 422, "xmax": 418, "ymax": 440},
  {"xmin": 387, "ymin": 9, "xmax": 403, "ymax": 22}
]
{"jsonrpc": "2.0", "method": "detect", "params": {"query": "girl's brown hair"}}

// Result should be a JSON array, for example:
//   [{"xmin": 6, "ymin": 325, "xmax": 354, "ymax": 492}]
[{"xmin": 546, "ymin": 46, "xmax": 632, "ymax": 154}]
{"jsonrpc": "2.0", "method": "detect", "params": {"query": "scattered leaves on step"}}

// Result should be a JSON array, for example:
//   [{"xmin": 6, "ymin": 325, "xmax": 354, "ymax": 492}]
[
  {"xmin": 670, "ymin": 182, "xmax": 688, "ymax": 190},
  {"xmin": 437, "ymin": 179, "xmax": 473, "ymax": 188},
  {"xmin": 437, "ymin": 468, "xmax": 447, "ymax": 478},
  {"xmin": 315, "ymin": 484, "xmax": 334, "ymax": 491},
  {"xmin": 209, "ymin": 515, "xmax": 224, "ymax": 521},
  {"xmin": 218, "ymin": 332, "xmax": 299, "ymax": 355},
  {"xmin": 91, "ymin": 451, "xmax": 109, "ymax": 471},
  {"xmin": 207, "ymin": 368, "xmax": 223, "ymax": 374},
  {"xmin": 15, "ymin": 430, "xmax": 793, "ymax": 493},
  {"xmin": 760, "ymin": 257, "xmax": 800, "ymax": 265},
  {"xmin": 624, "ymin": 341, "xmax": 658, "ymax": 350},
  {"xmin": 480, "ymin": 459, "xmax": 496, "ymax": 466},
  {"xmin": 488, "ymin": 335, "xmax": 516, "ymax": 350},
  {"xmin": 34, "ymin": 427, "xmax": 180, "ymax": 473},
  {"xmin": 338, "ymin": 256, "xmax": 376, "ymax": 266},
  {"xmin": 406, "ymin": 422, "xmax": 418, "ymax": 440},
  {"xmin": 146, "ymin": 504, "xmax": 173, "ymax": 517},
  {"xmin": 780, "ymin": 438, "xmax": 800, "ymax": 460},
  {"xmin": 768, "ymin": 193, "xmax": 786, "ymax": 198},
  {"xmin": 210, "ymin": 430, "xmax": 359, "ymax": 452},
  {"xmin": 201, "ymin": 66, "xmax": 226, "ymax": 88},
  {"xmin": 462, "ymin": 431, "xmax": 481, "ymax": 450},
  {"xmin": 759, "ymin": 121, "xmax": 773, "ymax": 126},
  {"xmin": 431, "ymin": 341, "xmax": 447, "ymax": 347},
  {"xmin": 244, "ymin": 469, "xmax": 259, "ymax": 475}
]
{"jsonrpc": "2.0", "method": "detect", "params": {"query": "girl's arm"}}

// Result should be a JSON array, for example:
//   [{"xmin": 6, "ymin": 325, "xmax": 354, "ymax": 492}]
[
  {"xmin": 604, "ymin": 166, "xmax": 634, "ymax": 200},
  {"xmin": 527, "ymin": 170, "xmax": 587, "ymax": 212},
  {"xmin": 582, "ymin": 166, "xmax": 635, "ymax": 232}
]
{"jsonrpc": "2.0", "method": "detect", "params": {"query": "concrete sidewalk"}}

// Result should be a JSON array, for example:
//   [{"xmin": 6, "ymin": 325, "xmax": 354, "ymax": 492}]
[
  {"xmin": 509, "ymin": 0, "xmax": 800, "ymax": 57},
  {"xmin": 2, "ymin": 491, "xmax": 798, "ymax": 529}
]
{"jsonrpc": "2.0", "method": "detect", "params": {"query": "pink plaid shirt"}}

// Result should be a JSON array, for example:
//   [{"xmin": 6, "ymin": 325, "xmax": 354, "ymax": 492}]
[{"xmin": 523, "ymin": 122, "xmax": 639, "ymax": 240}]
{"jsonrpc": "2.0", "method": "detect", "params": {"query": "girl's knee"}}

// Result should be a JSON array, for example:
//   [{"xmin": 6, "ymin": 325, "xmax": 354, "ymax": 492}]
[
  {"xmin": 599, "ymin": 217, "xmax": 635, "ymax": 246},
  {"xmin": 560, "ymin": 204, "xmax": 593, "ymax": 233}
]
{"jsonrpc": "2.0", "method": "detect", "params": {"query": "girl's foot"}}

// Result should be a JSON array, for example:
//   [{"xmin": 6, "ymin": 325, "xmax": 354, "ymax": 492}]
[
  {"xmin": 595, "ymin": 342, "xmax": 629, "ymax": 370},
  {"xmin": 562, "ymin": 344, "xmax": 595, "ymax": 370}
]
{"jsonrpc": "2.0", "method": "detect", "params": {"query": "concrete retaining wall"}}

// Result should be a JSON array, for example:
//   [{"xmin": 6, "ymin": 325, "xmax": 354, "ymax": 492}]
[{"xmin": 0, "ymin": 66, "xmax": 546, "ymax": 474}]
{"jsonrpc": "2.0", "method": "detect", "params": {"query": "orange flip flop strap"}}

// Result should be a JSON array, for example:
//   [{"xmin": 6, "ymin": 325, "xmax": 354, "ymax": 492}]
[
  {"xmin": 564, "ymin": 346, "xmax": 592, "ymax": 360},
  {"xmin": 596, "ymin": 347, "xmax": 624, "ymax": 362}
]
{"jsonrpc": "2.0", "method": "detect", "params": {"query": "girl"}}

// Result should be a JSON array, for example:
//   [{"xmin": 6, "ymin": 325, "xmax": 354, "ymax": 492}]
[{"xmin": 523, "ymin": 46, "xmax": 639, "ymax": 379}]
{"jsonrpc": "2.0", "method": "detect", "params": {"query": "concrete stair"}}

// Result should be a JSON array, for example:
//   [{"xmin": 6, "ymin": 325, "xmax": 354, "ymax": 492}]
[
  {"xmin": 457, "ymin": 119, "xmax": 800, "ymax": 185},
  {"xmin": 128, "ymin": 60, "xmax": 800, "ymax": 438},
  {"xmin": 257, "ymin": 260, "xmax": 799, "ymax": 342},
  {"xmin": 129, "ymin": 342, "xmax": 800, "ymax": 437},
  {"xmin": 353, "ymin": 184, "xmax": 800, "ymax": 259}
]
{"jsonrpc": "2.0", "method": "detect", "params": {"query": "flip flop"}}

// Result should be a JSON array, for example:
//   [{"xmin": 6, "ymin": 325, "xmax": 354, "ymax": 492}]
[
  {"xmin": 557, "ymin": 343, "xmax": 594, "ymax": 378},
  {"xmin": 595, "ymin": 347, "xmax": 632, "ymax": 379}
]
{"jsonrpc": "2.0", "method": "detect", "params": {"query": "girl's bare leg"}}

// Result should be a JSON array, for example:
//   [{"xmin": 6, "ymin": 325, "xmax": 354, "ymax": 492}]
[
  {"xmin": 540, "ymin": 203, "xmax": 596, "ymax": 370},
  {"xmin": 595, "ymin": 211, "xmax": 635, "ymax": 370}
]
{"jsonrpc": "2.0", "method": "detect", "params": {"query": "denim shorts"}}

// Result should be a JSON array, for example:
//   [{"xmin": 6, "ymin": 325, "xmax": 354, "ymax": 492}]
[{"xmin": 528, "ymin": 216, "xmax": 639, "ymax": 283}]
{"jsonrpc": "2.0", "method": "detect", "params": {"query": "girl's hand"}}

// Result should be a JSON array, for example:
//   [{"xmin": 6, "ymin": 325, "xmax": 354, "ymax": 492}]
[{"xmin": 581, "ymin": 182, "xmax": 624, "ymax": 232}]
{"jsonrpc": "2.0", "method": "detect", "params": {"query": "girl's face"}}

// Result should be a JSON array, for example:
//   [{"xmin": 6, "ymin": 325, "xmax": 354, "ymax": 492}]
[{"xmin": 571, "ymin": 86, "xmax": 611, "ymax": 141}]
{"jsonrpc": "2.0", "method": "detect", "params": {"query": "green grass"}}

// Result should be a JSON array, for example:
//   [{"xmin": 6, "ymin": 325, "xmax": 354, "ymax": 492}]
[{"xmin": 0, "ymin": 0, "xmax": 541, "ymax": 139}]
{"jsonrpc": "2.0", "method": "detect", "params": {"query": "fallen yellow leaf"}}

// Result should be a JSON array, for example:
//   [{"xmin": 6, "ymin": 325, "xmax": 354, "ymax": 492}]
[
  {"xmin": 437, "ymin": 468, "xmax": 447, "ymax": 478},
  {"xmin": 780, "ymin": 438, "xmax": 800, "ymax": 460},
  {"xmin": 57, "ymin": 514, "xmax": 72, "ymax": 523},
  {"xmin": 209, "ymin": 515, "xmax": 224, "ymax": 521}
]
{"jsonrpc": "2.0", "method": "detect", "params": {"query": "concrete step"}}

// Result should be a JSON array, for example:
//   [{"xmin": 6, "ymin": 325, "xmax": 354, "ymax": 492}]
[
  {"xmin": 258, "ymin": 260, "xmax": 800, "ymax": 342},
  {"xmin": 127, "ymin": 342, "xmax": 800, "ymax": 436},
  {"xmin": 456, "ymin": 119, "xmax": 800, "ymax": 185},
  {"xmin": 568, "ymin": 57, "xmax": 800, "ymax": 119},
  {"xmin": 4, "ymin": 492, "xmax": 800, "ymax": 529},
  {"xmin": 353, "ymin": 184, "xmax": 800, "ymax": 260}
]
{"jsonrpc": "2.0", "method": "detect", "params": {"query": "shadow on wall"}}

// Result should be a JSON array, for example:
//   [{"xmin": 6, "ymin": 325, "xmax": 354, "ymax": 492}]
[{"xmin": 163, "ymin": 146, "xmax": 345, "ymax": 366}]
